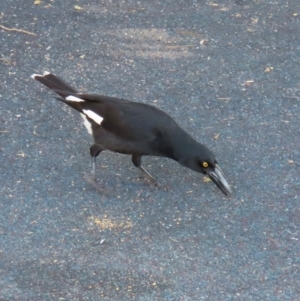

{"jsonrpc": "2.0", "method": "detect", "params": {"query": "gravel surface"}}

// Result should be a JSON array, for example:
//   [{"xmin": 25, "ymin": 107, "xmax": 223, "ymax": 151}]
[{"xmin": 1, "ymin": 1, "xmax": 300, "ymax": 300}]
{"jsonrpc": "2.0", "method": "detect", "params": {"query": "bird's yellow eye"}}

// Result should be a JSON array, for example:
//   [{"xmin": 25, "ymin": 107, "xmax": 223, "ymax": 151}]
[{"xmin": 202, "ymin": 162, "xmax": 209, "ymax": 168}]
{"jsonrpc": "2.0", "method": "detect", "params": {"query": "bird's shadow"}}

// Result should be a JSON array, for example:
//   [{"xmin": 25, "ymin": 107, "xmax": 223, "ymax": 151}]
[{"xmin": 83, "ymin": 172, "xmax": 171, "ymax": 196}]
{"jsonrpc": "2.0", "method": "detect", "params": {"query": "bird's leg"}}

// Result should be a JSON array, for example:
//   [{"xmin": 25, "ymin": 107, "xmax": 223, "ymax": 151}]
[
  {"xmin": 85, "ymin": 144, "xmax": 114, "ymax": 193},
  {"xmin": 91, "ymin": 157, "xmax": 96, "ymax": 177},
  {"xmin": 131, "ymin": 155, "xmax": 155, "ymax": 182},
  {"xmin": 90, "ymin": 144, "xmax": 104, "ymax": 179},
  {"xmin": 139, "ymin": 166, "xmax": 155, "ymax": 181}
]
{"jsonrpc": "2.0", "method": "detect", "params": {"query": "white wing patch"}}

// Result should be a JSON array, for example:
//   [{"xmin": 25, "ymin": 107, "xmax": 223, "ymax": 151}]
[
  {"xmin": 80, "ymin": 113, "xmax": 93, "ymax": 135},
  {"xmin": 82, "ymin": 109, "xmax": 103, "ymax": 125},
  {"xmin": 66, "ymin": 95, "xmax": 85, "ymax": 102}
]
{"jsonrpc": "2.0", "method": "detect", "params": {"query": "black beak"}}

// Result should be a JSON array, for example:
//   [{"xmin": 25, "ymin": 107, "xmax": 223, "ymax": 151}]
[{"xmin": 207, "ymin": 164, "xmax": 232, "ymax": 196}]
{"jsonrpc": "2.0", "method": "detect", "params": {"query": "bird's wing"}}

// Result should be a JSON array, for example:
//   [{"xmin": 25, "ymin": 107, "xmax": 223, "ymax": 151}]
[
  {"xmin": 31, "ymin": 72, "xmax": 178, "ymax": 142},
  {"xmin": 62, "ymin": 93, "xmax": 176, "ymax": 141}
]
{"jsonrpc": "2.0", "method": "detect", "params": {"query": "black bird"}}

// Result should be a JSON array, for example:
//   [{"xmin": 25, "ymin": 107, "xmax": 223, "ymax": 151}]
[{"xmin": 31, "ymin": 71, "xmax": 232, "ymax": 196}]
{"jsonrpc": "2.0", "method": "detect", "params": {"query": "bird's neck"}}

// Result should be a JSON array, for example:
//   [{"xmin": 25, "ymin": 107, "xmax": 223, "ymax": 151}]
[{"xmin": 167, "ymin": 130, "xmax": 201, "ymax": 162}]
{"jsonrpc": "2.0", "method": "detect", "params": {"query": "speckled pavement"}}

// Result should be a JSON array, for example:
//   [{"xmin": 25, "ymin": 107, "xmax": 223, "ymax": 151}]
[{"xmin": 1, "ymin": 1, "xmax": 300, "ymax": 300}]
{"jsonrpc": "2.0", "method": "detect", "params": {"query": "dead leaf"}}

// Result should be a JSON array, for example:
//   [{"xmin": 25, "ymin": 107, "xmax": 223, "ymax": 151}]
[
  {"xmin": 203, "ymin": 176, "xmax": 211, "ymax": 183},
  {"xmin": 207, "ymin": 2, "xmax": 219, "ymax": 7},
  {"xmin": 200, "ymin": 39, "xmax": 208, "ymax": 45},
  {"xmin": 214, "ymin": 133, "xmax": 220, "ymax": 140},
  {"xmin": 218, "ymin": 97, "xmax": 230, "ymax": 101},
  {"xmin": 243, "ymin": 80, "xmax": 254, "ymax": 86},
  {"xmin": 17, "ymin": 151, "xmax": 25, "ymax": 158},
  {"xmin": 264, "ymin": 66, "xmax": 273, "ymax": 73}
]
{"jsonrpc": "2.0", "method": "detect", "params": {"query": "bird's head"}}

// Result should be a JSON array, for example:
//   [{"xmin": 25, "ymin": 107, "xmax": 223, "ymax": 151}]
[{"xmin": 178, "ymin": 146, "xmax": 232, "ymax": 197}]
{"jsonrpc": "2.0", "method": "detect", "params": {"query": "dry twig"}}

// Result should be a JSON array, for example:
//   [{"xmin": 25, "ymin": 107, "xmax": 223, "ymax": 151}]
[{"xmin": 0, "ymin": 24, "xmax": 36, "ymax": 36}]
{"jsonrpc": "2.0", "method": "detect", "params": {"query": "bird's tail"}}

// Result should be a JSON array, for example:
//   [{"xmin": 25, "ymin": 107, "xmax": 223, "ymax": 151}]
[{"xmin": 31, "ymin": 71, "xmax": 78, "ymax": 98}]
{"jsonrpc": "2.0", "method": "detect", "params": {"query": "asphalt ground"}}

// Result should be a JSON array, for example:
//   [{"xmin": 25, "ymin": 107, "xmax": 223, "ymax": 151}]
[{"xmin": 1, "ymin": 0, "xmax": 300, "ymax": 300}]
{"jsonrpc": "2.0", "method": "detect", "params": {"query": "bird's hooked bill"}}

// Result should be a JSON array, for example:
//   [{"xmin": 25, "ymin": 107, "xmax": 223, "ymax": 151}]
[{"xmin": 207, "ymin": 164, "xmax": 232, "ymax": 196}]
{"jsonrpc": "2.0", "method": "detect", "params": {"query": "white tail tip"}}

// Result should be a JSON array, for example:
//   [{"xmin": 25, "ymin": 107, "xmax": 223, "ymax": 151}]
[
  {"xmin": 31, "ymin": 73, "xmax": 42, "ymax": 79},
  {"xmin": 66, "ymin": 95, "xmax": 85, "ymax": 102},
  {"xmin": 31, "ymin": 71, "xmax": 51, "ymax": 79}
]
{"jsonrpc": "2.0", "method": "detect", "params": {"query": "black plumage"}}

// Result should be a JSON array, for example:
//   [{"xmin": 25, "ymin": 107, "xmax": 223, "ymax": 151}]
[{"xmin": 31, "ymin": 71, "xmax": 232, "ymax": 196}]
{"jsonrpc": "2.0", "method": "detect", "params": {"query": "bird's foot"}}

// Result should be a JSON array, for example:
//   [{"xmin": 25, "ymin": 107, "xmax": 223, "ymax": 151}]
[
  {"xmin": 138, "ymin": 166, "xmax": 170, "ymax": 191},
  {"xmin": 138, "ymin": 166, "xmax": 155, "ymax": 181},
  {"xmin": 154, "ymin": 182, "xmax": 170, "ymax": 191},
  {"xmin": 84, "ymin": 173, "xmax": 113, "ymax": 194}
]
